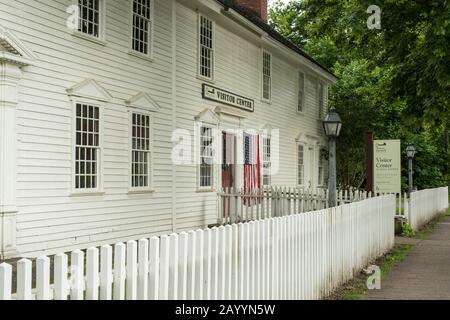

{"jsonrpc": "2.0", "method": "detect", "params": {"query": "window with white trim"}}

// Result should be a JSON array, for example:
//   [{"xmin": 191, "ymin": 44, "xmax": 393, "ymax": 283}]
[
  {"xmin": 298, "ymin": 72, "xmax": 305, "ymax": 112},
  {"xmin": 318, "ymin": 149, "xmax": 327, "ymax": 187},
  {"xmin": 75, "ymin": 103, "xmax": 100, "ymax": 190},
  {"xmin": 131, "ymin": 112, "xmax": 151, "ymax": 189},
  {"xmin": 318, "ymin": 82, "xmax": 325, "ymax": 118},
  {"xmin": 131, "ymin": 0, "xmax": 153, "ymax": 56},
  {"xmin": 297, "ymin": 144, "xmax": 305, "ymax": 186},
  {"xmin": 262, "ymin": 51, "xmax": 272, "ymax": 101},
  {"xmin": 77, "ymin": 0, "xmax": 103, "ymax": 38},
  {"xmin": 199, "ymin": 126, "xmax": 214, "ymax": 188},
  {"xmin": 198, "ymin": 14, "xmax": 214, "ymax": 80},
  {"xmin": 263, "ymin": 137, "xmax": 271, "ymax": 186}
]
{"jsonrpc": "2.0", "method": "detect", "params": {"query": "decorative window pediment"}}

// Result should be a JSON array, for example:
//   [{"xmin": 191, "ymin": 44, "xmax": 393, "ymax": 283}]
[
  {"xmin": 214, "ymin": 106, "xmax": 248, "ymax": 119},
  {"xmin": 126, "ymin": 92, "xmax": 160, "ymax": 112},
  {"xmin": 0, "ymin": 24, "xmax": 37, "ymax": 66},
  {"xmin": 66, "ymin": 79, "xmax": 112, "ymax": 102},
  {"xmin": 195, "ymin": 108, "xmax": 219, "ymax": 125},
  {"xmin": 295, "ymin": 132, "xmax": 308, "ymax": 144},
  {"xmin": 259, "ymin": 124, "xmax": 275, "ymax": 139}
]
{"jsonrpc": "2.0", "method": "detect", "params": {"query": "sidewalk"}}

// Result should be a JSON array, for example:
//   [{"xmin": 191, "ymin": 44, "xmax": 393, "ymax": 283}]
[{"xmin": 364, "ymin": 215, "xmax": 450, "ymax": 300}]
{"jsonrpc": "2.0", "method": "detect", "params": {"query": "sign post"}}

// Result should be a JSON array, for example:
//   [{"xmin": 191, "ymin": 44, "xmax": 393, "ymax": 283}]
[{"xmin": 373, "ymin": 140, "xmax": 401, "ymax": 194}]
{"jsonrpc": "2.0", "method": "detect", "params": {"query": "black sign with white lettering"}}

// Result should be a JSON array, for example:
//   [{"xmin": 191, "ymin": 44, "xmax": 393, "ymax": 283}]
[{"xmin": 202, "ymin": 84, "xmax": 254, "ymax": 112}]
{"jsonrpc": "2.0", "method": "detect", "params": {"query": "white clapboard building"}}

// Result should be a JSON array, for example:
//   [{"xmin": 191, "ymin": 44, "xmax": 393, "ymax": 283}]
[{"xmin": 0, "ymin": 0, "xmax": 336, "ymax": 259}]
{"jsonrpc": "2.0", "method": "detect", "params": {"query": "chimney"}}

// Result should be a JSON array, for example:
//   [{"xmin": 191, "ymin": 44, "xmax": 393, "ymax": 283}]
[{"xmin": 233, "ymin": 0, "xmax": 268, "ymax": 23}]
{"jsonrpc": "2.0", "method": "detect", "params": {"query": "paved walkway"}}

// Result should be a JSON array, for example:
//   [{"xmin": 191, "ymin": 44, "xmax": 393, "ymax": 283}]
[{"xmin": 365, "ymin": 216, "xmax": 450, "ymax": 300}]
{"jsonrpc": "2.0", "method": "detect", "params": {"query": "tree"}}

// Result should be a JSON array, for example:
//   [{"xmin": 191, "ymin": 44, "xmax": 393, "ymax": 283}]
[{"xmin": 270, "ymin": 0, "xmax": 449, "ymax": 190}]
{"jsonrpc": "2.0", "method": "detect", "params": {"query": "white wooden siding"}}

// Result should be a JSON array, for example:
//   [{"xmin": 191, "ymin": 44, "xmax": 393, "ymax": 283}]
[
  {"xmin": 1, "ymin": 0, "xmax": 175, "ymax": 257},
  {"xmin": 1, "ymin": 0, "xmax": 332, "ymax": 257},
  {"xmin": 174, "ymin": 2, "xmax": 329, "ymax": 232}
]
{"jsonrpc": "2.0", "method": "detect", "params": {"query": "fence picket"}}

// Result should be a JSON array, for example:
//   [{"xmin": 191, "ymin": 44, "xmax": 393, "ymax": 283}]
[
  {"xmin": 36, "ymin": 256, "xmax": 50, "ymax": 300},
  {"xmin": 210, "ymin": 227, "xmax": 219, "ymax": 300},
  {"xmin": 54, "ymin": 253, "xmax": 68, "ymax": 300},
  {"xmin": 168, "ymin": 234, "xmax": 179, "ymax": 300},
  {"xmin": 178, "ymin": 232, "xmax": 188, "ymax": 300},
  {"xmin": 0, "ymin": 263, "xmax": 12, "ymax": 300},
  {"xmin": 149, "ymin": 237, "xmax": 160, "ymax": 300},
  {"xmin": 186, "ymin": 231, "xmax": 196, "ymax": 300},
  {"xmin": 86, "ymin": 248, "xmax": 99, "ymax": 300},
  {"xmin": 70, "ymin": 250, "xmax": 84, "ymax": 300},
  {"xmin": 138, "ymin": 239, "xmax": 149, "ymax": 300},
  {"xmin": 113, "ymin": 243, "xmax": 126, "ymax": 300},
  {"xmin": 217, "ymin": 226, "xmax": 226, "ymax": 300},
  {"xmin": 159, "ymin": 235, "xmax": 170, "ymax": 300},
  {"xmin": 100, "ymin": 245, "xmax": 113, "ymax": 300},
  {"xmin": 17, "ymin": 259, "xmax": 32, "ymax": 300},
  {"xmin": 126, "ymin": 241, "xmax": 138, "ymax": 300}
]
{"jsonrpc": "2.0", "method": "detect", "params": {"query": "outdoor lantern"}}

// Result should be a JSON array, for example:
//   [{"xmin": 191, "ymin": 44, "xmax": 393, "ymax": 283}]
[
  {"xmin": 406, "ymin": 143, "xmax": 415, "ymax": 159},
  {"xmin": 322, "ymin": 107, "xmax": 343, "ymax": 138},
  {"xmin": 406, "ymin": 143, "xmax": 416, "ymax": 194},
  {"xmin": 322, "ymin": 106, "xmax": 342, "ymax": 208}
]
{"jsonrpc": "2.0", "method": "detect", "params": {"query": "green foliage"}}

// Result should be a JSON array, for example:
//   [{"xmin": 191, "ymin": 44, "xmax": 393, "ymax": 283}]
[
  {"xmin": 401, "ymin": 223, "xmax": 415, "ymax": 238},
  {"xmin": 269, "ymin": 0, "xmax": 450, "ymax": 190}
]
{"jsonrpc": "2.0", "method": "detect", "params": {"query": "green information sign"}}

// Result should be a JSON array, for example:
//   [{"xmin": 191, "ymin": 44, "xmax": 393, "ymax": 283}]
[{"xmin": 373, "ymin": 140, "xmax": 401, "ymax": 193}]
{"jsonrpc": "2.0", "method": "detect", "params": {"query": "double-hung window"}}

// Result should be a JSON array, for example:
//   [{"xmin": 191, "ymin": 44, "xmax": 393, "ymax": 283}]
[
  {"xmin": 262, "ymin": 137, "xmax": 271, "ymax": 186},
  {"xmin": 262, "ymin": 50, "xmax": 272, "ymax": 101},
  {"xmin": 131, "ymin": 0, "xmax": 153, "ymax": 57},
  {"xmin": 318, "ymin": 149, "xmax": 327, "ymax": 187},
  {"xmin": 318, "ymin": 82, "xmax": 326, "ymax": 118},
  {"xmin": 131, "ymin": 112, "xmax": 152, "ymax": 190},
  {"xmin": 298, "ymin": 72, "xmax": 305, "ymax": 112},
  {"xmin": 297, "ymin": 144, "xmax": 305, "ymax": 186},
  {"xmin": 77, "ymin": 0, "xmax": 104, "ymax": 39},
  {"xmin": 198, "ymin": 14, "xmax": 214, "ymax": 80},
  {"xmin": 75, "ymin": 103, "xmax": 100, "ymax": 191},
  {"xmin": 199, "ymin": 126, "xmax": 214, "ymax": 189}
]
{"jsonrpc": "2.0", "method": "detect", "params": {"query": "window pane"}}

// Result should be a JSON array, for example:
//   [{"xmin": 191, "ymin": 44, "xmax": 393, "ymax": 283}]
[
  {"xmin": 262, "ymin": 52, "xmax": 271, "ymax": 100},
  {"xmin": 131, "ymin": 113, "xmax": 151, "ymax": 188},
  {"xmin": 199, "ymin": 126, "xmax": 213, "ymax": 187},
  {"xmin": 132, "ymin": 0, "xmax": 152, "ymax": 54},
  {"xmin": 298, "ymin": 145, "xmax": 304, "ymax": 185},
  {"xmin": 78, "ymin": 0, "xmax": 101, "ymax": 38},
  {"xmin": 75, "ymin": 103, "xmax": 100, "ymax": 190},
  {"xmin": 199, "ymin": 15, "xmax": 214, "ymax": 79},
  {"xmin": 298, "ymin": 72, "xmax": 304, "ymax": 112}
]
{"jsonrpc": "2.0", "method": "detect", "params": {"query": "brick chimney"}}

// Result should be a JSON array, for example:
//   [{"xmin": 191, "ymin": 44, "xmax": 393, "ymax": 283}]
[{"xmin": 234, "ymin": 0, "xmax": 268, "ymax": 23}]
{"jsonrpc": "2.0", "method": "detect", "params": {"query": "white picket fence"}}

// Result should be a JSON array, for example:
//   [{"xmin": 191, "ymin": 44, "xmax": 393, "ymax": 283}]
[
  {"xmin": 0, "ymin": 195, "xmax": 395, "ymax": 300},
  {"xmin": 218, "ymin": 186, "xmax": 404, "ymax": 225},
  {"xmin": 407, "ymin": 187, "xmax": 449, "ymax": 231}
]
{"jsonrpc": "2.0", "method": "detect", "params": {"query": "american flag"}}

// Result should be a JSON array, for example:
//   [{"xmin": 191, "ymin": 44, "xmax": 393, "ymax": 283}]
[{"xmin": 243, "ymin": 133, "xmax": 261, "ymax": 205}]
